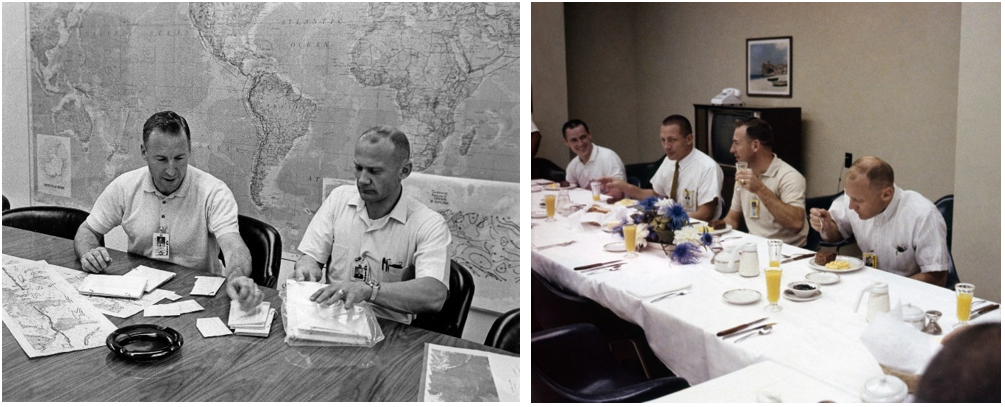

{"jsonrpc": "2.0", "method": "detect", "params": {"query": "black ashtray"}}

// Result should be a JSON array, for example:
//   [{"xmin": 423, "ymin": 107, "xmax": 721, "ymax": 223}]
[{"xmin": 106, "ymin": 324, "xmax": 183, "ymax": 362}]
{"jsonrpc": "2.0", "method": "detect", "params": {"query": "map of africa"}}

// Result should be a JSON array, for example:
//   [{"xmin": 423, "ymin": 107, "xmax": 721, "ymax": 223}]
[{"xmin": 27, "ymin": 3, "xmax": 520, "ymax": 309}]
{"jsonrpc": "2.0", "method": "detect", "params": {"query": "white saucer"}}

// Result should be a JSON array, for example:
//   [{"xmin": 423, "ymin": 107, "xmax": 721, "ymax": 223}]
[
  {"xmin": 603, "ymin": 242, "xmax": 627, "ymax": 252},
  {"xmin": 783, "ymin": 289, "xmax": 822, "ymax": 302},
  {"xmin": 600, "ymin": 226, "xmax": 616, "ymax": 233},
  {"xmin": 531, "ymin": 186, "xmax": 543, "ymax": 193},
  {"xmin": 531, "ymin": 210, "xmax": 547, "ymax": 219},
  {"xmin": 805, "ymin": 271, "xmax": 840, "ymax": 285},
  {"xmin": 723, "ymin": 289, "xmax": 761, "ymax": 305}
]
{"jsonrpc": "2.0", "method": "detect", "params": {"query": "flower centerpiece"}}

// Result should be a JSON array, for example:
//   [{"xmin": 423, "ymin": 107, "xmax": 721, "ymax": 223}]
[
  {"xmin": 640, "ymin": 196, "xmax": 690, "ymax": 244},
  {"xmin": 611, "ymin": 212, "xmax": 652, "ymax": 251},
  {"xmin": 669, "ymin": 226, "xmax": 714, "ymax": 265}
]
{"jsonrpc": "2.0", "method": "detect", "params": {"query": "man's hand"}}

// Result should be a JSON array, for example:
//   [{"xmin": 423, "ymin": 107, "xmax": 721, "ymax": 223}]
[
  {"xmin": 226, "ymin": 275, "xmax": 264, "ymax": 312},
  {"xmin": 809, "ymin": 208, "xmax": 840, "ymax": 242},
  {"xmin": 310, "ymin": 280, "xmax": 372, "ymax": 310},
  {"xmin": 735, "ymin": 170, "xmax": 766, "ymax": 195},
  {"xmin": 80, "ymin": 247, "xmax": 112, "ymax": 273},
  {"xmin": 597, "ymin": 176, "xmax": 628, "ymax": 194},
  {"xmin": 293, "ymin": 255, "xmax": 324, "ymax": 282}
]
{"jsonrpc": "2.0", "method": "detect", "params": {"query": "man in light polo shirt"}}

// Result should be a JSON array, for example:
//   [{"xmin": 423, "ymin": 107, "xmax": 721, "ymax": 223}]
[
  {"xmin": 723, "ymin": 118, "xmax": 808, "ymax": 246},
  {"xmin": 561, "ymin": 119, "xmax": 626, "ymax": 200},
  {"xmin": 294, "ymin": 126, "xmax": 450, "ymax": 324},
  {"xmin": 810, "ymin": 157, "xmax": 949, "ymax": 286},
  {"xmin": 600, "ymin": 115, "xmax": 723, "ymax": 221},
  {"xmin": 74, "ymin": 111, "xmax": 263, "ymax": 310}
]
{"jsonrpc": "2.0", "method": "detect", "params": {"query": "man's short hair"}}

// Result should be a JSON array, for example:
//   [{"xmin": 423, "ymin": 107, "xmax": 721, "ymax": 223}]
[
  {"xmin": 359, "ymin": 126, "xmax": 411, "ymax": 164},
  {"xmin": 561, "ymin": 119, "xmax": 590, "ymax": 139},
  {"xmin": 735, "ymin": 117, "xmax": 774, "ymax": 147},
  {"xmin": 916, "ymin": 323, "xmax": 1000, "ymax": 402},
  {"xmin": 661, "ymin": 115, "xmax": 693, "ymax": 137},
  {"xmin": 847, "ymin": 156, "xmax": 895, "ymax": 189},
  {"xmin": 143, "ymin": 111, "xmax": 191, "ymax": 144}
]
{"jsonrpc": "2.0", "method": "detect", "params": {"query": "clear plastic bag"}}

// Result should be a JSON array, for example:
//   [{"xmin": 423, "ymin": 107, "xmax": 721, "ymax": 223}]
[{"xmin": 279, "ymin": 280, "xmax": 385, "ymax": 347}]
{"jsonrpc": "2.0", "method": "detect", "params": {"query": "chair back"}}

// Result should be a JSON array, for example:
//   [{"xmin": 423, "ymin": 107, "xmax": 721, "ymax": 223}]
[
  {"xmin": 484, "ymin": 308, "xmax": 519, "ymax": 354},
  {"xmin": 803, "ymin": 191, "xmax": 846, "ymax": 251},
  {"xmin": 624, "ymin": 156, "xmax": 663, "ymax": 190},
  {"xmin": 934, "ymin": 195, "xmax": 953, "ymax": 252},
  {"xmin": 945, "ymin": 252, "xmax": 960, "ymax": 290},
  {"xmin": 531, "ymin": 158, "xmax": 566, "ymax": 182},
  {"xmin": 219, "ymin": 215, "xmax": 282, "ymax": 288},
  {"xmin": 2, "ymin": 195, "xmax": 9, "ymax": 212},
  {"xmin": 2, "ymin": 206, "xmax": 101, "ymax": 245},
  {"xmin": 411, "ymin": 260, "xmax": 474, "ymax": 338}
]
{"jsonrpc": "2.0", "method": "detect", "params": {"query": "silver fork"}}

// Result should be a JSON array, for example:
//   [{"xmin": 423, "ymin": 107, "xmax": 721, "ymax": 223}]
[
  {"xmin": 585, "ymin": 264, "xmax": 624, "ymax": 275},
  {"xmin": 650, "ymin": 288, "xmax": 691, "ymax": 303},
  {"xmin": 535, "ymin": 241, "xmax": 575, "ymax": 250}
]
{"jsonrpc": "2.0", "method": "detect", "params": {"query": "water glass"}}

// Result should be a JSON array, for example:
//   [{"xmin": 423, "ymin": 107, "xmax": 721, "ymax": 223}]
[
  {"xmin": 767, "ymin": 239, "xmax": 783, "ymax": 268},
  {"xmin": 735, "ymin": 162, "xmax": 749, "ymax": 191},
  {"xmin": 590, "ymin": 181, "xmax": 602, "ymax": 202},
  {"xmin": 623, "ymin": 224, "xmax": 638, "ymax": 259},
  {"xmin": 955, "ymin": 283, "xmax": 975, "ymax": 326}
]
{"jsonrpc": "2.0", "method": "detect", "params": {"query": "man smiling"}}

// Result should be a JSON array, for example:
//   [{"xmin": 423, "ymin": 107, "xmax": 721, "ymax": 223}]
[{"xmin": 561, "ymin": 119, "xmax": 626, "ymax": 199}]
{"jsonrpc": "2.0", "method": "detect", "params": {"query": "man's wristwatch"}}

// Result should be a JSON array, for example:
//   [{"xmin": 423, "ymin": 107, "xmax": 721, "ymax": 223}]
[{"xmin": 366, "ymin": 280, "xmax": 380, "ymax": 302}]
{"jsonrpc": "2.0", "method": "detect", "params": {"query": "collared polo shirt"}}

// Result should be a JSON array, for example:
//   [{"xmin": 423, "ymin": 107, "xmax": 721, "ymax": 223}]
[
  {"xmin": 298, "ymin": 186, "xmax": 451, "ymax": 324},
  {"xmin": 830, "ymin": 186, "xmax": 949, "ymax": 277},
  {"xmin": 651, "ymin": 148, "xmax": 724, "ymax": 218},
  {"xmin": 86, "ymin": 166, "xmax": 240, "ymax": 275},
  {"xmin": 730, "ymin": 155, "xmax": 809, "ymax": 246},
  {"xmin": 565, "ymin": 143, "xmax": 626, "ymax": 188}
]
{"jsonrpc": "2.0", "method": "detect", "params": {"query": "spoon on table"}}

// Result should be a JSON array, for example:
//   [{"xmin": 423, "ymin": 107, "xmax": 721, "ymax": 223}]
[{"xmin": 735, "ymin": 325, "xmax": 773, "ymax": 343}]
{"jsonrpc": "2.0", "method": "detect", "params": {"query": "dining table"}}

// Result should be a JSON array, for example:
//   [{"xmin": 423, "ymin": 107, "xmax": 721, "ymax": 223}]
[
  {"xmin": 530, "ymin": 185, "xmax": 1000, "ymax": 398},
  {"xmin": 2, "ymin": 226, "xmax": 514, "ymax": 401}
]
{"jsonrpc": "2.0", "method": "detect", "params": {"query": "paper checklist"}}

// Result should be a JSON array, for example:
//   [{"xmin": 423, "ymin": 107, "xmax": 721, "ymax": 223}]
[
  {"xmin": 196, "ymin": 318, "xmax": 234, "ymax": 338},
  {"xmin": 78, "ymin": 275, "xmax": 148, "ymax": 299},
  {"xmin": 124, "ymin": 265, "xmax": 176, "ymax": 292},
  {"xmin": 228, "ymin": 301, "xmax": 272, "ymax": 329},
  {"xmin": 235, "ymin": 309, "xmax": 277, "ymax": 337},
  {"xmin": 144, "ymin": 299, "xmax": 205, "ymax": 317},
  {"xmin": 191, "ymin": 276, "xmax": 226, "ymax": 296}
]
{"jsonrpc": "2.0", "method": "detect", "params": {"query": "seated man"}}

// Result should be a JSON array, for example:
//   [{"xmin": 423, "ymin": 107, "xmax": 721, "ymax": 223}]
[
  {"xmin": 561, "ymin": 119, "xmax": 626, "ymax": 200},
  {"xmin": 723, "ymin": 118, "xmax": 808, "ymax": 246},
  {"xmin": 600, "ymin": 115, "xmax": 723, "ymax": 221},
  {"xmin": 809, "ymin": 156, "xmax": 949, "ymax": 286},
  {"xmin": 295, "ymin": 126, "xmax": 449, "ymax": 324},
  {"xmin": 74, "ymin": 111, "xmax": 262, "ymax": 310}
]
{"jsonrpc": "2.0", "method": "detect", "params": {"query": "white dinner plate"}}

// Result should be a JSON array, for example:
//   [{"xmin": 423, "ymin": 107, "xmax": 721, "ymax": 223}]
[
  {"xmin": 600, "ymin": 225, "xmax": 616, "ymax": 233},
  {"xmin": 807, "ymin": 255, "xmax": 865, "ymax": 273},
  {"xmin": 783, "ymin": 289, "xmax": 822, "ymax": 302},
  {"xmin": 805, "ymin": 271, "xmax": 841, "ymax": 285},
  {"xmin": 706, "ymin": 224, "xmax": 733, "ymax": 236},
  {"xmin": 544, "ymin": 183, "xmax": 577, "ymax": 191},
  {"xmin": 530, "ymin": 185, "xmax": 543, "ymax": 193},
  {"xmin": 531, "ymin": 210, "xmax": 547, "ymax": 219},
  {"xmin": 603, "ymin": 242, "xmax": 627, "ymax": 252},
  {"xmin": 723, "ymin": 289, "xmax": 761, "ymax": 305}
]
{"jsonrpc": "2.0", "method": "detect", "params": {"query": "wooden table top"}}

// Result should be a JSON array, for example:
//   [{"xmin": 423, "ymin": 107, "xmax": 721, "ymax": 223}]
[{"xmin": 2, "ymin": 226, "xmax": 513, "ymax": 401}]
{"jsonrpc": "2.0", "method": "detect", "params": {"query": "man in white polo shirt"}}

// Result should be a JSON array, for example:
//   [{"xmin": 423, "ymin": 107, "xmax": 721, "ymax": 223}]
[
  {"xmin": 810, "ymin": 156, "xmax": 949, "ymax": 286},
  {"xmin": 724, "ymin": 117, "xmax": 808, "ymax": 246},
  {"xmin": 74, "ymin": 111, "xmax": 263, "ymax": 310},
  {"xmin": 561, "ymin": 119, "xmax": 626, "ymax": 200},
  {"xmin": 294, "ymin": 126, "xmax": 450, "ymax": 324},
  {"xmin": 600, "ymin": 115, "xmax": 723, "ymax": 221}
]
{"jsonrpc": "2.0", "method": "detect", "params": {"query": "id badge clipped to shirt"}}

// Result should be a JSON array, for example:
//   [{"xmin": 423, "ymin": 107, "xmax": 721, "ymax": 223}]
[
  {"xmin": 863, "ymin": 251, "xmax": 879, "ymax": 269},
  {"xmin": 683, "ymin": 189, "xmax": 695, "ymax": 211},
  {"xmin": 749, "ymin": 197, "xmax": 761, "ymax": 219},
  {"xmin": 152, "ymin": 227, "xmax": 170, "ymax": 260},
  {"xmin": 351, "ymin": 255, "xmax": 370, "ymax": 282}
]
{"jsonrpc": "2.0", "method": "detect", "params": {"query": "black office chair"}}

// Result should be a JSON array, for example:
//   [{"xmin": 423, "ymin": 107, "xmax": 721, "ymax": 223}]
[
  {"xmin": 531, "ymin": 158, "xmax": 566, "ymax": 182},
  {"xmin": 411, "ymin": 260, "xmax": 474, "ymax": 338},
  {"xmin": 532, "ymin": 323, "xmax": 690, "ymax": 402},
  {"xmin": 626, "ymin": 176, "xmax": 642, "ymax": 188},
  {"xmin": 2, "ymin": 195, "xmax": 10, "ymax": 212},
  {"xmin": 934, "ymin": 195, "xmax": 953, "ymax": 252},
  {"xmin": 624, "ymin": 156, "xmax": 663, "ymax": 190},
  {"xmin": 804, "ymin": 191, "xmax": 855, "ymax": 251},
  {"xmin": 219, "ymin": 215, "xmax": 282, "ymax": 288},
  {"xmin": 2, "ymin": 206, "xmax": 102, "ymax": 245},
  {"xmin": 484, "ymin": 308, "xmax": 519, "ymax": 354}
]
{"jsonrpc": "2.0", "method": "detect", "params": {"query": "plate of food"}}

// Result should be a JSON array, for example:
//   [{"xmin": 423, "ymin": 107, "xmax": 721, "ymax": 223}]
[
  {"xmin": 600, "ymin": 222, "xmax": 620, "ymax": 234},
  {"xmin": 530, "ymin": 185, "xmax": 543, "ymax": 193},
  {"xmin": 544, "ymin": 182, "xmax": 576, "ymax": 191},
  {"xmin": 611, "ymin": 198, "xmax": 639, "ymax": 207},
  {"xmin": 783, "ymin": 288, "xmax": 822, "ymax": 302},
  {"xmin": 807, "ymin": 253, "xmax": 864, "ymax": 273},
  {"xmin": 723, "ymin": 289, "xmax": 761, "ymax": 305}
]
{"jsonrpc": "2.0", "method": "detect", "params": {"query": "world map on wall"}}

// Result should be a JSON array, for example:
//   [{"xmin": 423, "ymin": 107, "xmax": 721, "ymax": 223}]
[{"xmin": 27, "ymin": 2, "xmax": 520, "ymax": 260}]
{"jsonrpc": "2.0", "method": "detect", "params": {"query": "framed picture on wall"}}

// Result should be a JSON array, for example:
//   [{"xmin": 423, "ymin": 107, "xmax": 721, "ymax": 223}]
[{"xmin": 746, "ymin": 36, "xmax": 792, "ymax": 97}]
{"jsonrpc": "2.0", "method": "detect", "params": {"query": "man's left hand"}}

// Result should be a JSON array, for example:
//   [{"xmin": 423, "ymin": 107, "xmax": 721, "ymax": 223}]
[
  {"xmin": 226, "ymin": 275, "xmax": 264, "ymax": 312},
  {"xmin": 736, "ymin": 170, "xmax": 765, "ymax": 195},
  {"xmin": 310, "ymin": 281, "xmax": 371, "ymax": 309}
]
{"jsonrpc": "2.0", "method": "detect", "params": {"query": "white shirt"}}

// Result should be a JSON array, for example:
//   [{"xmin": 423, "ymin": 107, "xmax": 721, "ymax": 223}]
[
  {"xmin": 650, "ymin": 149, "xmax": 724, "ymax": 218},
  {"xmin": 298, "ymin": 186, "xmax": 451, "ymax": 324},
  {"xmin": 830, "ymin": 186, "xmax": 949, "ymax": 277},
  {"xmin": 565, "ymin": 143, "xmax": 626, "ymax": 188}
]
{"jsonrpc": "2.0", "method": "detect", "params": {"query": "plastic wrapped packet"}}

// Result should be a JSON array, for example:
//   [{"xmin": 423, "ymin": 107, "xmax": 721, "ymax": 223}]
[{"xmin": 280, "ymin": 280, "xmax": 385, "ymax": 347}]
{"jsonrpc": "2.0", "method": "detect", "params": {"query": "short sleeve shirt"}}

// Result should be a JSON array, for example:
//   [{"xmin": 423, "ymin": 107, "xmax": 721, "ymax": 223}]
[
  {"xmin": 86, "ymin": 166, "xmax": 240, "ymax": 275},
  {"xmin": 729, "ymin": 155, "xmax": 809, "ymax": 246},
  {"xmin": 829, "ymin": 186, "xmax": 949, "ymax": 277},
  {"xmin": 298, "ymin": 186, "xmax": 451, "ymax": 324},
  {"xmin": 565, "ymin": 144, "xmax": 626, "ymax": 188},
  {"xmin": 650, "ymin": 149, "xmax": 724, "ymax": 218}
]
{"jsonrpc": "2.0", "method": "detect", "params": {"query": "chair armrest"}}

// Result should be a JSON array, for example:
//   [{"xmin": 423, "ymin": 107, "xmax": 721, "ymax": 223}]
[{"xmin": 567, "ymin": 377, "xmax": 691, "ymax": 403}]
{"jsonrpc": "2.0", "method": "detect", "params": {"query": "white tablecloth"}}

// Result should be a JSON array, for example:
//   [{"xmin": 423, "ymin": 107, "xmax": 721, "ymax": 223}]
[
  {"xmin": 530, "ymin": 190, "xmax": 1000, "ymax": 397},
  {"xmin": 648, "ymin": 360, "xmax": 860, "ymax": 403}
]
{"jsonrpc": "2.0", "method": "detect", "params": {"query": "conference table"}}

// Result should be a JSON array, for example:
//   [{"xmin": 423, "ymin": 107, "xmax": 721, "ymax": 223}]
[
  {"xmin": 2, "ymin": 226, "xmax": 513, "ymax": 401},
  {"xmin": 530, "ymin": 187, "xmax": 1000, "ymax": 400}
]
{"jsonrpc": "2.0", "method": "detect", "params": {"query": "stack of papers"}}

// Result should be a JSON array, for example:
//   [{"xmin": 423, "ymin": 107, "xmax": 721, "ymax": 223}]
[
  {"xmin": 235, "ymin": 309, "xmax": 277, "ymax": 337},
  {"xmin": 78, "ymin": 275, "xmax": 147, "ymax": 299},
  {"xmin": 285, "ymin": 281, "xmax": 375, "ymax": 345},
  {"xmin": 191, "ymin": 276, "xmax": 226, "ymax": 296},
  {"xmin": 124, "ymin": 266, "xmax": 176, "ymax": 292},
  {"xmin": 228, "ymin": 301, "xmax": 271, "ymax": 329}
]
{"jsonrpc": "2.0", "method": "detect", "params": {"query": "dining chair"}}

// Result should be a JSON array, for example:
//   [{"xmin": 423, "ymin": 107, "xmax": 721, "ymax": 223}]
[
  {"xmin": 934, "ymin": 195, "xmax": 953, "ymax": 252},
  {"xmin": 532, "ymin": 323, "xmax": 690, "ymax": 402},
  {"xmin": 218, "ymin": 215, "xmax": 282, "ymax": 288},
  {"xmin": 2, "ymin": 206, "xmax": 102, "ymax": 245},
  {"xmin": 484, "ymin": 308, "xmax": 519, "ymax": 354},
  {"xmin": 411, "ymin": 260, "xmax": 474, "ymax": 338},
  {"xmin": 531, "ymin": 158, "xmax": 566, "ymax": 182},
  {"xmin": 2, "ymin": 195, "xmax": 10, "ymax": 212}
]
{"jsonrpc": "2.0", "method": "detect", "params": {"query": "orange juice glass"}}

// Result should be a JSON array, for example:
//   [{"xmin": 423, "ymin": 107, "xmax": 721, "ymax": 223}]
[
  {"xmin": 623, "ymin": 224, "xmax": 638, "ymax": 258},
  {"xmin": 544, "ymin": 194, "xmax": 556, "ymax": 222},
  {"xmin": 955, "ymin": 283, "xmax": 974, "ymax": 325},
  {"xmin": 765, "ymin": 267, "xmax": 782, "ymax": 312}
]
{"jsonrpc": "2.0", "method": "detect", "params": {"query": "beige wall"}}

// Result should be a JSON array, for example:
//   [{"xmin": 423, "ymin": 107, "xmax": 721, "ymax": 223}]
[
  {"xmin": 3, "ymin": 2, "xmax": 31, "ymax": 208},
  {"xmin": 531, "ymin": 3, "xmax": 570, "ymax": 167},
  {"xmin": 953, "ymin": 3, "xmax": 1001, "ymax": 302}
]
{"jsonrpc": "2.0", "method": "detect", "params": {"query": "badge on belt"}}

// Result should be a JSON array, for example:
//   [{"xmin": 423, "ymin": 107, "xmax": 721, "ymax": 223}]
[{"xmin": 152, "ymin": 226, "xmax": 170, "ymax": 259}]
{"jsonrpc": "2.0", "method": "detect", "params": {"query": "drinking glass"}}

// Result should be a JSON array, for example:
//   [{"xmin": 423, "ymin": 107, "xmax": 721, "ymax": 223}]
[
  {"xmin": 955, "ymin": 283, "xmax": 975, "ymax": 326},
  {"xmin": 735, "ymin": 162, "xmax": 749, "ymax": 191},
  {"xmin": 590, "ymin": 181, "xmax": 602, "ymax": 202},
  {"xmin": 544, "ymin": 194, "xmax": 557, "ymax": 222},
  {"xmin": 767, "ymin": 239, "xmax": 783, "ymax": 268},
  {"xmin": 623, "ymin": 224, "xmax": 638, "ymax": 259},
  {"xmin": 764, "ymin": 266, "xmax": 783, "ymax": 312}
]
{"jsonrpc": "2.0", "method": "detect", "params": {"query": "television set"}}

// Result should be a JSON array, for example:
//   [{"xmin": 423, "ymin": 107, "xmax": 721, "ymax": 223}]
[
  {"xmin": 694, "ymin": 104, "xmax": 803, "ymax": 172},
  {"xmin": 707, "ymin": 109, "xmax": 757, "ymax": 168}
]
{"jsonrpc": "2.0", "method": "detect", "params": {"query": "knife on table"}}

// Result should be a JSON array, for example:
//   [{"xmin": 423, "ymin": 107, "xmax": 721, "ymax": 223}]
[
  {"xmin": 716, "ymin": 317, "xmax": 768, "ymax": 337},
  {"xmin": 970, "ymin": 304, "xmax": 1000, "ymax": 320},
  {"xmin": 574, "ymin": 260, "xmax": 623, "ymax": 271},
  {"xmin": 721, "ymin": 323, "xmax": 777, "ymax": 340},
  {"xmin": 781, "ymin": 253, "xmax": 816, "ymax": 264}
]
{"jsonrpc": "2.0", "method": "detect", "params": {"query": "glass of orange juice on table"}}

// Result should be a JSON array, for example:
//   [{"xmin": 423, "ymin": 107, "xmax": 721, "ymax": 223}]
[
  {"xmin": 590, "ymin": 181, "xmax": 602, "ymax": 201},
  {"xmin": 623, "ymin": 224, "xmax": 638, "ymax": 258},
  {"xmin": 955, "ymin": 283, "xmax": 974, "ymax": 326},
  {"xmin": 544, "ymin": 194, "xmax": 557, "ymax": 222},
  {"xmin": 764, "ymin": 266, "xmax": 783, "ymax": 312}
]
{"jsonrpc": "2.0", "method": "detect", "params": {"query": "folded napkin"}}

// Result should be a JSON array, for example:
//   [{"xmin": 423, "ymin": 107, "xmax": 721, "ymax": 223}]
[
  {"xmin": 533, "ymin": 226, "xmax": 576, "ymax": 248},
  {"xmin": 619, "ymin": 274, "xmax": 692, "ymax": 299},
  {"xmin": 568, "ymin": 189, "xmax": 594, "ymax": 204},
  {"xmin": 859, "ymin": 311, "xmax": 942, "ymax": 375}
]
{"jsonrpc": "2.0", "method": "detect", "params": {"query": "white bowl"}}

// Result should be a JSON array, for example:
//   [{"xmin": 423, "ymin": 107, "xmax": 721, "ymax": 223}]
[{"xmin": 787, "ymin": 281, "xmax": 819, "ymax": 298}]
